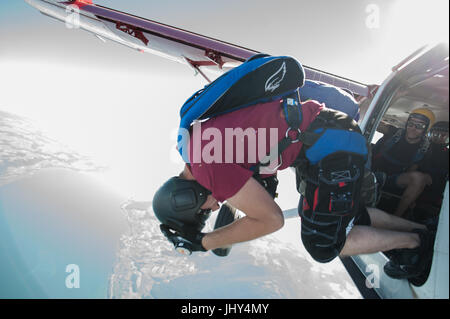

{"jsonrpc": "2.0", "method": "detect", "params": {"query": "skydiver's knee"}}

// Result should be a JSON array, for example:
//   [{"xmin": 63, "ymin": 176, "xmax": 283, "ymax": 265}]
[
  {"xmin": 408, "ymin": 171, "xmax": 429, "ymax": 189},
  {"xmin": 399, "ymin": 171, "xmax": 427, "ymax": 189}
]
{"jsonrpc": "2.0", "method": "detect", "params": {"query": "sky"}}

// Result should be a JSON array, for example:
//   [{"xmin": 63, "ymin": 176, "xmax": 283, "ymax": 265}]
[
  {"xmin": 0, "ymin": 1, "xmax": 448, "ymax": 300},
  {"xmin": 1, "ymin": 0, "xmax": 449, "ymax": 83},
  {"xmin": 0, "ymin": 0, "xmax": 449, "ymax": 202}
]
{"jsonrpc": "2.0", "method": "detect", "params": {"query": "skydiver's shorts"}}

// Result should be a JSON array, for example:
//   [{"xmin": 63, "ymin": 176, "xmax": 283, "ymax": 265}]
[
  {"xmin": 298, "ymin": 195, "xmax": 371, "ymax": 264},
  {"xmin": 382, "ymin": 173, "xmax": 404, "ymax": 196}
]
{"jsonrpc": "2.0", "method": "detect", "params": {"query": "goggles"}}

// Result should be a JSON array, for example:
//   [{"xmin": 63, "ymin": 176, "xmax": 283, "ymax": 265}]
[{"xmin": 406, "ymin": 121, "xmax": 427, "ymax": 130}]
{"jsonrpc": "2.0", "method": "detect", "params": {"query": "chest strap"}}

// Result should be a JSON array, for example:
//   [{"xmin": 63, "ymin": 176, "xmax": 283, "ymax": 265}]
[{"xmin": 252, "ymin": 89, "xmax": 316, "ymax": 175}]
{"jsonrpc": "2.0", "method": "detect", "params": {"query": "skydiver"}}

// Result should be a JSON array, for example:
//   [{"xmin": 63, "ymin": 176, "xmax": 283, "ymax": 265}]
[{"xmin": 153, "ymin": 98, "xmax": 434, "ymax": 280}]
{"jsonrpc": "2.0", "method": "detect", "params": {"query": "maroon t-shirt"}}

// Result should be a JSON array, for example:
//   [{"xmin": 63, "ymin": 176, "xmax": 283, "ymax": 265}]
[{"xmin": 187, "ymin": 100, "xmax": 323, "ymax": 202}]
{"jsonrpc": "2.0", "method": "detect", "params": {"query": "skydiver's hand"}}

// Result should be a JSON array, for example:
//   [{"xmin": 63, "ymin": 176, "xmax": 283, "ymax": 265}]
[{"xmin": 160, "ymin": 224, "xmax": 207, "ymax": 253}]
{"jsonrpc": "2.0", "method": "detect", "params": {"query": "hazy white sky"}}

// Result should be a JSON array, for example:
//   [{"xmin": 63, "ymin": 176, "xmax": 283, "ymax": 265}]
[
  {"xmin": 1, "ymin": 0, "xmax": 449, "ymax": 83},
  {"xmin": 0, "ymin": 0, "xmax": 448, "ymax": 204}
]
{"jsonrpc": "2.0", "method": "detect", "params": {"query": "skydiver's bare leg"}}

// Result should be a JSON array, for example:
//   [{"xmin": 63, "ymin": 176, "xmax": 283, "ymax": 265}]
[
  {"xmin": 394, "ymin": 172, "xmax": 431, "ymax": 217},
  {"xmin": 340, "ymin": 226, "xmax": 420, "ymax": 257},
  {"xmin": 339, "ymin": 207, "xmax": 426, "ymax": 257},
  {"xmin": 367, "ymin": 207, "xmax": 427, "ymax": 232}
]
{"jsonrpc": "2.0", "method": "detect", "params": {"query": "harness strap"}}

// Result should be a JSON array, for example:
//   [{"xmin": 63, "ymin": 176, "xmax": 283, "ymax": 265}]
[
  {"xmin": 251, "ymin": 89, "xmax": 309, "ymax": 175},
  {"xmin": 283, "ymin": 90, "xmax": 302, "ymax": 129}
]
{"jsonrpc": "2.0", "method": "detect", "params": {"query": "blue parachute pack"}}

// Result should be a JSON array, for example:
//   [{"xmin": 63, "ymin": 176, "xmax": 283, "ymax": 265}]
[
  {"xmin": 299, "ymin": 80, "xmax": 360, "ymax": 121},
  {"xmin": 176, "ymin": 53, "xmax": 367, "ymax": 173},
  {"xmin": 177, "ymin": 53, "xmax": 305, "ymax": 162}
]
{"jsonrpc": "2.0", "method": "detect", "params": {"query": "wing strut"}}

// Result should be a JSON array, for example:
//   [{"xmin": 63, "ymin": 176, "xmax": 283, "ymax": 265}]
[{"xmin": 183, "ymin": 57, "xmax": 212, "ymax": 83}]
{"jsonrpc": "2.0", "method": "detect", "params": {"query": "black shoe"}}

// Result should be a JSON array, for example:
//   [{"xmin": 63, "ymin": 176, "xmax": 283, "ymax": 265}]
[
  {"xmin": 384, "ymin": 249, "xmax": 422, "ymax": 279},
  {"xmin": 424, "ymin": 217, "xmax": 439, "ymax": 232},
  {"xmin": 384, "ymin": 229, "xmax": 435, "ymax": 281},
  {"xmin": 212, "ymin": 204, "xmax": 238, "ymax": 257},
  {"xmin": 408, "ymin": 229, "xmax": 436, "ymax": 286}
]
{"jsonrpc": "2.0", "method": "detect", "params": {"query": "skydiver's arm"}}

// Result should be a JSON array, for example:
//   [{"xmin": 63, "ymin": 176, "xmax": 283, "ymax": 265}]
[{"xmin": 201, "ymin": 177, "xmax": 284, "ymax": 251}]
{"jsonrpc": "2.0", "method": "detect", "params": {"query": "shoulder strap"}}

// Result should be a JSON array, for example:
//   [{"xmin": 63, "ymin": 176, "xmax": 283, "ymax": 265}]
[
  {"xmin": 251, "ymin": 89, "xmax": 305, "ymax": 175},
  {"xmin": 384, "ymin": 128, "xmax": 403, "ymax": 150},
  {"xmin": 413, "ymin": 136, "xmax": 430, "ymax": 163},
  {"xmin": 373, "ymin": 128, "xmax": 402, "ymax": 158}
]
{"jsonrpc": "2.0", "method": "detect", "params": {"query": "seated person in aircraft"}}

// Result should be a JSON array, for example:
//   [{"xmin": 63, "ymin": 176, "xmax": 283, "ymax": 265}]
[{"xmin": 372, "ymin": 107, "xmax": 436, "ymax": 217}]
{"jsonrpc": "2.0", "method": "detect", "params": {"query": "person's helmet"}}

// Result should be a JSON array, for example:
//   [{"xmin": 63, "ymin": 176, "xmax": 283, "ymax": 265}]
[
  {"xmin": 430, "ymin": 121, "xmax": 449, "ymax": 145},
  {"xmin": 431, "ymin": 121, "xmax": 449, "ymax": 132},
  {"xmin": 152, "ymin": 176, "xmax": 212, "ymax": 233},
  {"xmin": 408, "ymin": 107, "xmax": 436, "ymax": 132}
]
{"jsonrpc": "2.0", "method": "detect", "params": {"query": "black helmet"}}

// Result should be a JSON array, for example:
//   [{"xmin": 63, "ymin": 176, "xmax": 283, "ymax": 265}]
[
  {"xmin": 152, "ymin": 176, "xmax": 212, "ymax": 234},
  {"xmin": 430, "ymin": 121, "xmax": 449, "ymax": 145},
  {"xmin": 431, "ymin": 121, "xmax": 449, "ymax": 132}
]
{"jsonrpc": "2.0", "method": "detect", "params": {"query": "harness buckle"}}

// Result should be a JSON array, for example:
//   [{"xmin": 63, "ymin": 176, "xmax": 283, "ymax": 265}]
[
  {"xmin": 285, "ymin": 127, "xmax": 302, "ymax": 143},
  {"xmin": 259, "ymin": 154, "xmax": 283, "ymax": 174}
]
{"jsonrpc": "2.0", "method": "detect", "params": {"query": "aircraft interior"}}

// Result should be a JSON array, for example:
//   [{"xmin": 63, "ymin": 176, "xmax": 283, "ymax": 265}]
[
  {"xmin": 368, "ymin": 63, "xmax": 449, "ymax": 286},
  {"xmin": 372, "ymin": 65, "xmax": 448, "ymax": 218}
]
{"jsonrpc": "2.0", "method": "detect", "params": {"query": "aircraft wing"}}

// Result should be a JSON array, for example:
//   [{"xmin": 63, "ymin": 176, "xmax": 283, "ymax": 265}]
[{"xmin": 26, "ymin": 0, "xmax": 372, "ymax": 97}]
